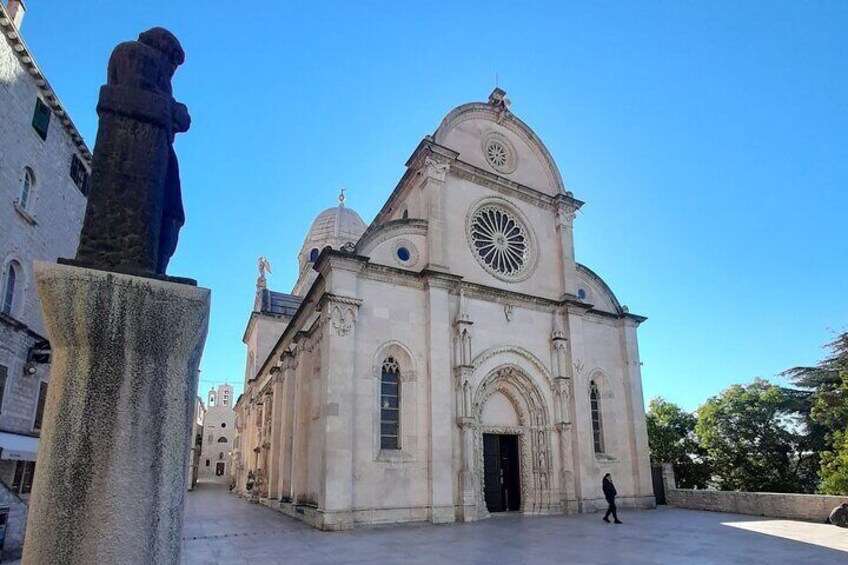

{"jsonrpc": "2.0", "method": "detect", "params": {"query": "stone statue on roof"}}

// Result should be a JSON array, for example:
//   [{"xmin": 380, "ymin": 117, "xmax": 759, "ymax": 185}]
[
  {"xmin": 70, "ymin": 27, "xmax": 192, "ymax": 281},
  {"xmin": 257, "ymin": 256, "xmax": 272, "ymax": 289},
  {"xmin": 258, "ymin": 256, "xmax": 272, "ymax": 277}
]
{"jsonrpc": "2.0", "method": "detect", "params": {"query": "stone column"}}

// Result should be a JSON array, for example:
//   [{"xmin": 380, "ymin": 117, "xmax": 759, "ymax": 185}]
[
  {"xmin": 267, "ymin": 374, "xmax": 284, "ymax": 500},
  {"xmin": 279, "ymin": 353, "xmax": 295, "ymax": 501},
  {"xmin": 319, "ymin": 293, "xmax": 361, "ymax": 530},
  {"xmin": 455, "ymin": 365, "xmax": 476, "ymax": 522},
  {"xmin": 554, "ymin": 200, "xmax": 580, "ymax": 298},
  {"xmin": 425, "ymin": 276, "xmax": 457, "ymax": 523},
  {"xmin": 420, "ymin": 156, "xmax": 451, "ymax": 272},
  {"xmin": 620, "ymin": 318, "xmax": 654, "ymax": 505},
  {"xmin": 23, "ymin": 262, "xmax": 210, "ymax": 565},
  {"xmin": 258, "ymin": 392, "xmax": 272, "ymax": 498},
  {"xmin": 552, "ymin": 310, "xmax": 578, "ymax": 514}
]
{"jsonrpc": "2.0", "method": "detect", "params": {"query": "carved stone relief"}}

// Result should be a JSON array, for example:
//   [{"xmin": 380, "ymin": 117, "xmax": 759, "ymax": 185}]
[
  {"xmin": 423, "ymin": 156, "xmax": 450, "ymax": 182},
  {"xmin": 329, "ymin": 304, "xmax": 356, "ymax": 336}
]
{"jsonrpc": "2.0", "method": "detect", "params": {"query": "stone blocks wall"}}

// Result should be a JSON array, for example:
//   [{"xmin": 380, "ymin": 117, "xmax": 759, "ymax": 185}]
[{"xmin": 661, "ymin": 463, "xmax": 847, "ymax": 523}]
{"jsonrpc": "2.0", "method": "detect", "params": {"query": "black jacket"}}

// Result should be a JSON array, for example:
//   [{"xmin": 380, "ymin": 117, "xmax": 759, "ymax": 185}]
[{"xmin": 602, "ymin": 479, "xmax": 617, "ymax": 501}]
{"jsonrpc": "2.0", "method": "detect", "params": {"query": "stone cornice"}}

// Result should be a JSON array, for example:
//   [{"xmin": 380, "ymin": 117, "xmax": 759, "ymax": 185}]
[
  {"xmin": 449, "ymin": 160, "xmax": 584, "ymax": 212},
  {"xmin": 0, "ymin": 4, "xmax": 92, "ymax": 163},
  {"xmin": 313, "ymin": 248, "xmax": 368, "ymax": 278},
  {"xmin": 318, "ymin": 293, "xmax": 363, "ymax": 309},
  {"xmin": 356, "ymin": 218, "xmax": 428, "ymax": 255},
  {"xmin": 357, "ymin": 263, "xmax": 426, "ymax": 290}
]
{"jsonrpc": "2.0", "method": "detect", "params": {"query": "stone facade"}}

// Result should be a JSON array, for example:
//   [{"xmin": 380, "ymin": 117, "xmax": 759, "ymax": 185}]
[
  {"xmin": 234, "ymin": 89, "xmax": 655, "ymax": 530},
  {"xmin": 0, "ymin": 3, "xmax": 90, "ymax": 557},
  {"xmin": 198, "ymin": 384, "xmax": 235, "ymax": 482},
  {"xmin": 661, "ymin": 463, "xmax": 847, "ymax": 523},
  {"xmin": 187, "ymin": 396, "xmax": 206, "ymax": 490}
]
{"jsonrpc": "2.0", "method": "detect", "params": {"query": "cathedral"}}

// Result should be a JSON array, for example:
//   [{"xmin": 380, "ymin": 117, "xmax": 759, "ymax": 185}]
[{"xmin": 232, "ymin": 89, "xmax": 655, "ymax": 530}]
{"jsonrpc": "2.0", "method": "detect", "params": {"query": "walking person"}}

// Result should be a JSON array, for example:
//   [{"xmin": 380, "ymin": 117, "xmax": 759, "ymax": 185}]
[{"xmin": 602, "ymin": 473, "xmax": 622, "ymax": 524}]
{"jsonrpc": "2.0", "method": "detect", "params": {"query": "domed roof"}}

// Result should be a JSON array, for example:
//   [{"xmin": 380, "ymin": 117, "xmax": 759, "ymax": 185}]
[
  {"xmin": 305, "ymin": 204, "xmax": 368, "ymax": 247},
  {"xmin": 292, "ymin": 191, "xmax": 368, "ymax": 296}
]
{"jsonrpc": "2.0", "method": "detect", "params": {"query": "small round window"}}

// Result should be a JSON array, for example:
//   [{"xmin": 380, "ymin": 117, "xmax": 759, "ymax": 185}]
[
  {"xmin": 482, "ymin": 133, "xmax": 517, "ymax": 174},
  {"xmin": 577, "ymin": 289, "xmax": 587, "ymax": 300},
  {"xmin": 397, "ymin": 247, "xmax": 411, "ymax": 262},
  {"xmin": 486, "ymin": 140, "xmax": 508, "ymax": 168},
  {"xmin": 221, "ymin": 423, "xmax": 227, "ymax": 428}
]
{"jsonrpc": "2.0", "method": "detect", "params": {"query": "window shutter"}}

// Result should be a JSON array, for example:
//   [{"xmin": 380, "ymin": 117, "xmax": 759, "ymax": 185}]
[
  {"xmin": 12, "ymin": 461, "xmax": 24, "ymax": 490},
  {"xmin": 21, "ymin": 462, "xmax": 36, "ymax": 494},
  {"xmin": 69, "ymin": 155, "xmax": 90, "ymax": 195},
  {"xmin": 0, "ymin": 365, "xmax": 6, "ymax": 414},
  {"xmin": 32, "ymin": 98, "xmax": 51, "ymax": 141},
  {"xmin": 33, "ymin": 381, "xmax": 48, "ymax": 431}
]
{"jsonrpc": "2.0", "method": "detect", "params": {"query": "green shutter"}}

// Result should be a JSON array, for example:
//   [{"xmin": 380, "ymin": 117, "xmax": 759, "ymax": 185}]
[
  {"xmin": 34, "ymin": 381, "xmax": 48, "ymax": 431},
  {"xmin": 32, "ymin": 98, "xmax": 51, "ymax": 140}
]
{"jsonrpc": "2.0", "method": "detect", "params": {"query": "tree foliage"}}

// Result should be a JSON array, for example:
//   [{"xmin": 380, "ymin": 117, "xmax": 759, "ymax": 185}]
[
  {"xmin": 695, "ymin": 379, "xmax": 815, "ymax": 493},
  {"xmin": 646, "ymin": 332, "xmax": 848, "ymax": 495},
  {"xmin": 645, "ymin": 398, "xmax": 710, "ymax": 488},
  {"xmin": 782, "ymin": 332, "xmax": 848, "ymax": 494}
]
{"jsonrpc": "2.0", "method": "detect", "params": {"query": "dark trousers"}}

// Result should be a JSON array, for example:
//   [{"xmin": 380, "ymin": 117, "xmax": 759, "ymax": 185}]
[{"xmin": 604, "ymin": 498, "xmax": 618, "ymax": 521}]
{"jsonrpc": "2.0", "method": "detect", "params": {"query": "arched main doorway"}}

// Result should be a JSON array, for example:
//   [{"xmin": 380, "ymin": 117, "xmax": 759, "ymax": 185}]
[{"xmin": 473, "ymin": 365, "xmax": 554, "ymax": 517}]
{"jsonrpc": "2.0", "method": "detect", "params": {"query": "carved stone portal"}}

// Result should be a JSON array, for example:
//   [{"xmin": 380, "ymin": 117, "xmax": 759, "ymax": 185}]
[{"xmin": 470, "ymin": 365, "xmax": 558, "ymax": 519}]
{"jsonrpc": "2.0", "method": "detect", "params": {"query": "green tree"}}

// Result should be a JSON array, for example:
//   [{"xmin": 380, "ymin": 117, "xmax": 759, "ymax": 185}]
[
  {"xmin": 783, "ymin": 332, "xmax": 848, "ymax": 494},
  {"xmin": 645, "ymin": 397, "xmax": 710, "ymax": 488},
  {"xmin": 695, "ymin": 379, "xmax": 813, "ymax": 493}
]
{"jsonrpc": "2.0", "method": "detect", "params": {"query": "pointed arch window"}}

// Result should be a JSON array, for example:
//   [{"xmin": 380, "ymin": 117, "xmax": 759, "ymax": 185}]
[
  {"xmin": 380, "ymin": 357, "xmax": 400, "ymax": 450},
  {"xmin": 590, "ymin": 380, "xmax": 604, "ymax": 454},
  {"xmin": 19, "ymin": 168, "xmax": 33, "ymax": 210},
  {"xmin": 2, "ymin": 263, "xmax": 18, "ymax": 316}
]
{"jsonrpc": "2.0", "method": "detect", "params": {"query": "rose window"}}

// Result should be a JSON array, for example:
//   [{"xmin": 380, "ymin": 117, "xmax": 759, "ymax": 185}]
[
  {"xmin": 486, "ymin": 140, "xmax": 509, "ymax": 169},
  {"xmin": 469, "ymin": 206, "xmax": 529, "ymax": 278}
]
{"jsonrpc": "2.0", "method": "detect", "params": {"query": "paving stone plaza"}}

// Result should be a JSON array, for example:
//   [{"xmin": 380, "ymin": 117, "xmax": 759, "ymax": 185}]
[{"xmin": 176, "ymin": 483, "xmax": 846, "ymax": 565}]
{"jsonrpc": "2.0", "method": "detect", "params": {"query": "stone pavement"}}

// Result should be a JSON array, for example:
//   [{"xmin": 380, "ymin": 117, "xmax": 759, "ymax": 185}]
[{"xmin": 180, "ymin": 482, "xmax": 847, "ymax": 564}]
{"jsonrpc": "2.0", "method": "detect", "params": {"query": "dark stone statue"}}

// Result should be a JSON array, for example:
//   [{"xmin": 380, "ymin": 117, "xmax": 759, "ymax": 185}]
[{"xmin": 68, "ymin": 27, "xmax": 192, "ymax": 283}]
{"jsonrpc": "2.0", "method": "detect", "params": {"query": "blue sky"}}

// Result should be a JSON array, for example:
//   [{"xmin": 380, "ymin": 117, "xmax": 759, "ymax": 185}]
[{"xmin": 18, "ymin": 1, "xmax": 847, "ymax": 411}]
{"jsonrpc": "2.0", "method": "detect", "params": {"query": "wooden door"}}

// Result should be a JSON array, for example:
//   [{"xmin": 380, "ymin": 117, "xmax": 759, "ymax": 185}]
[
  {"xmin": 483, "ymin": 434, "xmax": 521, "ymax": 513},
  {"xmin": 483, "ymin": 434, "xmax": 503, "ymax": 512},
  {"xmin": 501, "ymin": 434, "xmax": 521, "ymax": 511}
]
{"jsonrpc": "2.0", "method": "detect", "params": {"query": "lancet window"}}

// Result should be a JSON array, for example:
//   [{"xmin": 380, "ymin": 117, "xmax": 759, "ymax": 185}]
[
  {"xmin": 380, "ymin": 357, "xmax": 400, "ymax": 450},
  {"xmin": 590, "ymin": 380, "xmax": 604, "ymax": 454}
]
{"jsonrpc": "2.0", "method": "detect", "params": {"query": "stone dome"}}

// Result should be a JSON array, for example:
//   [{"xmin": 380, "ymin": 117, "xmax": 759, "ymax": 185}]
[
  {"xmin": 292, "ymin": 192, "xmax": 368, "ymax": 295},
  {"xmin": 304, "ymin": 204, "xmax": 368, "ymax": 249}
]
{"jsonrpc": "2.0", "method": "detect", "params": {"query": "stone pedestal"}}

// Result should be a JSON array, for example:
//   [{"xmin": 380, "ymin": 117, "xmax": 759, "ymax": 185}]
[{"xmin": 22, "ymin": 262, "xmax": 210, "ymax": 565}]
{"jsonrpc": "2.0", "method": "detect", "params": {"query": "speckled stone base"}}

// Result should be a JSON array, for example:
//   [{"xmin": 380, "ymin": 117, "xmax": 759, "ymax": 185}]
[{"xmin": 22, "ymin": 262, "xmax": 210, "ymax": 565}]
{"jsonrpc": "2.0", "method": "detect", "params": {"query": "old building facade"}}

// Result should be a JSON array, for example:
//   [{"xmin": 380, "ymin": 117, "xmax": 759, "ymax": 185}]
[
  {"xmin": 187, "ymin": 395, "xmax": 206, "ymax": 490},
  {"xmin": 234, "ymin": 89, "xmax": 654, "ymax": 530},
  {"xmin": 199, "ymin": 384, "xmax": 235, "ymax": 482},
  {"xmin": 0, "ymin": 1, "xmax": 90, "ymax": 555}
]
